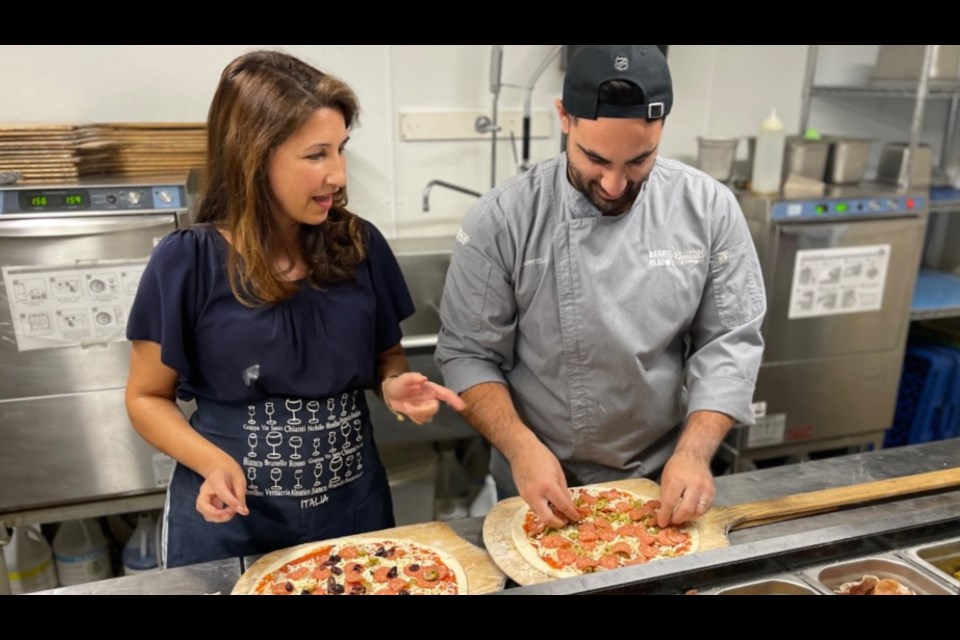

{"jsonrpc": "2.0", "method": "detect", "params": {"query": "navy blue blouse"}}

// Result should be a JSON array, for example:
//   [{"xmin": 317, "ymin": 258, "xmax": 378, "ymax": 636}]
[{"xmin": 127, "ymin": 221, "xmax": 415, "ymax": 403}]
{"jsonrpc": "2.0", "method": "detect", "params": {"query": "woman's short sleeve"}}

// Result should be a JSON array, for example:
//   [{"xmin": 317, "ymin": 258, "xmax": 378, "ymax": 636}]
[
  {"xmin": 126, "ymin": 229, "xmax": 207, "ymax": 380},
  {"xmin": 365, "ymin": 222, "xmax": 415, "ymax": 352}
]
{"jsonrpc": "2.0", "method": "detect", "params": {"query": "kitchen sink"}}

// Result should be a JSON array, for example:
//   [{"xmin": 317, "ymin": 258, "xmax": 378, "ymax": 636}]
[{"xmin": 388, "ymin": 237, "xmax": 454, "ymax": 346}]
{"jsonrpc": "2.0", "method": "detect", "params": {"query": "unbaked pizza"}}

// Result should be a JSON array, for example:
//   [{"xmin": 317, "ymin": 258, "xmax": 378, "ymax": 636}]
[
  {"xmin": 251, "ymin": 538, "xmax": 468, "ymax": 595},
  {"xmin": 512, "ymin": 486, "xmax": 699, "ymax": 579}
]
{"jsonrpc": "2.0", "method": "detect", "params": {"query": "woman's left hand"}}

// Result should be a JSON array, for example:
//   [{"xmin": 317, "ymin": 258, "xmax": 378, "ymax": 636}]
[{"xmin": 383, "ymin": 372, "xmax": 466, "ymax": 424}]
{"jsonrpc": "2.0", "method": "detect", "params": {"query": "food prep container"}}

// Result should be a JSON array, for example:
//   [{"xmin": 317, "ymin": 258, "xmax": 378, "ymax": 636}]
[
  {"xmin": 823, "ymin": 136, "xmax": 874, "ymax": 185},
  {"xmin": 783, "ymin": 136, "xmax": 830, "ymax": 182},
  {"xmin": 697, "ymin": 574, "xmax": 822, "ymax": 595},
  {"xmin": 697, "ymin": 137, "xmax": 739, "ymax": 182},
  {"xmin": 802, "ymin": 553, "xmax": 956, "ymax": 595},
  {"xmin": 876, "ymin": 142, "xmax": 933, "ymax": 187},
  {"xmin": 872, "ymin": 45, "xmax": 960, "ymax": 82},
  {"xmin": 898, "ymin": 536, "xmax": 960, "ymax": 590}
]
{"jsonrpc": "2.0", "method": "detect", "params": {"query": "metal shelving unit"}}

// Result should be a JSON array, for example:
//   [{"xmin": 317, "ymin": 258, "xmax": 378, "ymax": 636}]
[
  {"xmin": 800, "ymin": 46, "xmax": 960, "ymax": 322},
  {"xmin": 799, "ymin": 45, "xmax": 960, "ymax": 192}
]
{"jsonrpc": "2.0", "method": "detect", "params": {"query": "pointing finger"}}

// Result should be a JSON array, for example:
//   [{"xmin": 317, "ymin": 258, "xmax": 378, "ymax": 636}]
[{"xmin": 423, "ymin": 381, "xmax": 467, "ymax": 412}]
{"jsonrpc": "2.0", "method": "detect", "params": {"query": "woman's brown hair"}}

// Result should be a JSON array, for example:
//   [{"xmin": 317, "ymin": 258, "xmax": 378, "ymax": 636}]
[{"xmin": 195, "ymin": 50, "xmax": 367, "ymax": 306}]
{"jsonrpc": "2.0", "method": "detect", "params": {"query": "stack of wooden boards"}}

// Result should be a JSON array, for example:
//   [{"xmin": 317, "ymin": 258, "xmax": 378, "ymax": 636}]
[{"xmin": 0, "ymin": 123, "xmax": 206, "ymax": 183}]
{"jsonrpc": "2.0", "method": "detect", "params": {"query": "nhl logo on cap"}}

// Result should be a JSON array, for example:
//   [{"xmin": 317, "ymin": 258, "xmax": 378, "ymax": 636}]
[{"xmin": 562, "ymin": 45, "xmax": 673, "ymax": 121}]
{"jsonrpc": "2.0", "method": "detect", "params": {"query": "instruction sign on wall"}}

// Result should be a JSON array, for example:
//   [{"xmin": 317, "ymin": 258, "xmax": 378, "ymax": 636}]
[
  {"xmin": 787, "ymin": 245, "xmax": 891, "ymax": 319},
  {"xmin": 2, "ymin": 259, "xmax": 147, "ymax": 351}
]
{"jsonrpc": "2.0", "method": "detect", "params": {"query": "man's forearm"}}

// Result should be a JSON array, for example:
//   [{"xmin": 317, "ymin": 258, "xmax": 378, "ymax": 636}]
[
  {"xmin": 674, "ymin": 410, "xmax": 735, "ymax": 464},
  {"xmin": 459, "ymin": 381, "xmax": 539, "ymax": 461}
]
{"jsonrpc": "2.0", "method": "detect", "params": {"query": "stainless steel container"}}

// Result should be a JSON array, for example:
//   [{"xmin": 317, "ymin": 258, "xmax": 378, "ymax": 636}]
[
  {"xmin": 803, "ymin": 554, "xmax": 956, "ymax": 595},
  {"xmin": 899, "ymin": 537, "xmax": 960, "ymax": 590},
  {"xmin": 876, "ymin": 142, "xmax": 933, "ymax": 187},
  {"xmin": 696, "ymin": 137, "xmax": 738, "ymax": 182},
  {"xmin": 699, "ymin": 575, "xmax": 822, "ymax": 595},
  {"xmin": 746, "ymin": 136, "xmax": 829, "ymax": 185},
  {"xmin": 872, "ymin": 45, "xmax": 960, "ymax": 82},
  {"xmin": 823, "ymin": 137, "xmax": 874, "ymax": 185},
  {"xmin": 783, "ymin": 136, "xmax": 829, "ymax": 182}
]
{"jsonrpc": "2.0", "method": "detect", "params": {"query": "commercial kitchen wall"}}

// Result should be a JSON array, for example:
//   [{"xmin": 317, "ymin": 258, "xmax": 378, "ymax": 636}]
[{"xmin": 1, "ymin": 45, "xmax": 946, "ymax": 239}]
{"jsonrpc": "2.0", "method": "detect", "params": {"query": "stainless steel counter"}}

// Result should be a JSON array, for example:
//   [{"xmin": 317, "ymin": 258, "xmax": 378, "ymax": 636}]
[{"xmin": 33, "ymin": 438, "xmax": 960, "ymax": 595}]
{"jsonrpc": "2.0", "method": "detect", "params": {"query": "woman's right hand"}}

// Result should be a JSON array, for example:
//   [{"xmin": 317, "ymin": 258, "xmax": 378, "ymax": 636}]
[{"xmin": 196, "ymin": 460, "xmax": 250, "ymax": 523}]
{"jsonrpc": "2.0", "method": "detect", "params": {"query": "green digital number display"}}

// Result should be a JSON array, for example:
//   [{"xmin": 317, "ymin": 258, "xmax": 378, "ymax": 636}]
[{"xmin": 19, "ymin": 190, "xmax": 89, "ymax": 211}]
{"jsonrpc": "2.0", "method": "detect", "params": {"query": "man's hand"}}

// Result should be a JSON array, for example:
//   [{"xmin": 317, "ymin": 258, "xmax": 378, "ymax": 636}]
[
  {"xmin": 656, "ymin": 450, "xmax": 715, "ymax": 527},
  {"xmin": 511, "ymin": 438, "xmax": 581, "ymax": 529},
  {"xmin": 656, "ymin": 410, "xmax": 733, "ymax": 527}
]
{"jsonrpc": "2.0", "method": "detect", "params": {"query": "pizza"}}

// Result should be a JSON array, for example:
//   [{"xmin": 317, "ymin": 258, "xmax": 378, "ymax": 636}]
[
  {"xmin": 251, "ymin": 537, "xmax": 468, "ymax": 595},
  {"xmin": 511, "ymin": 486, "xmax": 699, "ymax": 579}
]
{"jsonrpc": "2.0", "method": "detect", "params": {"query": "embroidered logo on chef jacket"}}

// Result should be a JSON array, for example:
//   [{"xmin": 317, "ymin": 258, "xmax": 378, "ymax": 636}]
[
  {"xmin": 455, "ymin": 227, "xmax": 470, "ymax": 246},
  {"xmin": 648, "ymin": 249, "xmax": 706, "ymax": 267},
  {"xmin": 240, "ymin": 391, "xmax": 365, "ymax": 505}
]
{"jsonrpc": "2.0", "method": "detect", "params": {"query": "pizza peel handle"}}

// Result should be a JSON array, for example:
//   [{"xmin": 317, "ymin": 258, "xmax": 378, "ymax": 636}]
[{"xmin": 701, "ymin": 466, "xmax": 960, "ymax": 546}]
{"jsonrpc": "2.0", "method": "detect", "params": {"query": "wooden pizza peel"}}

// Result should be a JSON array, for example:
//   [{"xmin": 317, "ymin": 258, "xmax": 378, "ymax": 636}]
[
  {"xmin": 232, "ymin": 520, "xmax": 506, "ymax": 595},
  {"xmin": 483, "ymin": 467, "xmax": 960, "ymax": 586}
]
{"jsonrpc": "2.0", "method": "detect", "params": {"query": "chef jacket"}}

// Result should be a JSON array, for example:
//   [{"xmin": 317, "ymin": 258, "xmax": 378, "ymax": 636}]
[{"xmin": 435, "ymin": 153, "xmax": 766, "ymax": 489}]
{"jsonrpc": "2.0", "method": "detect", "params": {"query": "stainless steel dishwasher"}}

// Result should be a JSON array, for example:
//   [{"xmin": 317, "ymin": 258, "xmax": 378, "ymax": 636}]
[
  {"xmin": 724, "ymin": 184, "xmax": 928, "ymax": 470},
  {"xmin": 0, "ymin": 176, "xmax": 189, "ymax": 535}
]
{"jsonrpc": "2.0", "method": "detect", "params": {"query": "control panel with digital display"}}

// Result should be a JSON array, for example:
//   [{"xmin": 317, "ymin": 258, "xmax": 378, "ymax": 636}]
[
  {"xmin": 771, "ymin": 195, "xmax": 925, "ymax": 222},
  {"xmin": 0, "ymin": 183, "xmax": 185, "ymax": 216}
]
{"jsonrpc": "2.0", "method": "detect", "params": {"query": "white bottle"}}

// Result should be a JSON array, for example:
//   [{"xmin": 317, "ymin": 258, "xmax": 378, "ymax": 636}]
[
  {"xmin": 3, "ymin": 525, "xmax": 59, "ymax": 594},
  {"xmin": 52, "ymin": 518, "xmax": 113, "ymax": 586},
  {"xmin": 122, "ymin": 512, "xmax": 160, "ymax": 575},
  {"xmin": 750, "ymin": 108, "xmax": 786, "ymax": 194}
]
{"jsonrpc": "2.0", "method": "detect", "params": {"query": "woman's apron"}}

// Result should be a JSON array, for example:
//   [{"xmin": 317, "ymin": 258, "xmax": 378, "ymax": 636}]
[{"xmin": 163, "ymin": 389, "xmax": 394, "ymax": 568}]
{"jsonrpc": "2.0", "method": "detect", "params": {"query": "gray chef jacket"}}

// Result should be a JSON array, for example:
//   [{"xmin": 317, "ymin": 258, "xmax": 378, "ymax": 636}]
[{"xmin": 435, "ymin": 153, "xmax": 766, "ymax": 491}]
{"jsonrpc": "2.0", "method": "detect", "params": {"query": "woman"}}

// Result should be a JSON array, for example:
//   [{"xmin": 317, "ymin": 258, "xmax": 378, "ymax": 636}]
[{"xmin": 125, "ymin": 50, "xmax": 465, "ymax": 568}]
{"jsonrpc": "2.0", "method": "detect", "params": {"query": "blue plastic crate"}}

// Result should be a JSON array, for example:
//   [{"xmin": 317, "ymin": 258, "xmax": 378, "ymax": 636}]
[
  {"xmin": 928, "ymin": 344, "xmax": 960, "ymax": 440},
  {"xmin": 885, "ymin": 341, "xmax": 955, "ymax": 447}
]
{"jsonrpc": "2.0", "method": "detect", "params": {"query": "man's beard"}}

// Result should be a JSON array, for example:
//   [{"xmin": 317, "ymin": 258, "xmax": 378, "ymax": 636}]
[{"xmin": 567, "ymin": 160, "xmax": 643, "ymax": 216}]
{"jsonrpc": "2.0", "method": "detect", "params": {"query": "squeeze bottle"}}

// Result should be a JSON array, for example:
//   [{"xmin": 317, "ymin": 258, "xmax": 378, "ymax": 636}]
[{"xmin": 750, "ymin": 109, "xmax": 786, "ymax": 194}]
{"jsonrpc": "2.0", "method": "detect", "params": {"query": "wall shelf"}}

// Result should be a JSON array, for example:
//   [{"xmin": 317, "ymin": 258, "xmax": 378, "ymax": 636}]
[{"xmin": 911, "ymin": 269, "xmax": 960, "ymax": 320}]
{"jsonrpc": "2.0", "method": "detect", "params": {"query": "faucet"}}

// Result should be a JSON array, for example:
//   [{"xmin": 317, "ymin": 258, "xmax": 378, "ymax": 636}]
[{"xmin": 421, "ymin": 180, "xmax": 483, "ymax": 212}]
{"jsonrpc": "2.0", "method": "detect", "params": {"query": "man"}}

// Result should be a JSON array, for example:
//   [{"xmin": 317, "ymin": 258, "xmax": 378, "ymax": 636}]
[{"xmin": 435, "ymin": 45, "xmax": 766, "ymax": 529}]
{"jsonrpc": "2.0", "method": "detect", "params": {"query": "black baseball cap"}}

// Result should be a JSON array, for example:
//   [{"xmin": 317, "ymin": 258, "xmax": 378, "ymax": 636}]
[{"xmin": 563, "ymin": 45, "xmax": 672, "ymax": 121}]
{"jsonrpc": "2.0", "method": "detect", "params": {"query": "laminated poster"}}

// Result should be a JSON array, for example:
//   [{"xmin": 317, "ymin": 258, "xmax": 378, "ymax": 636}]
[
  {"xmin": 2, "ymin": 259, "xmax": 147, "ymax": 352},
  {"xmin": 787, "ymin": 245, "xmax": 890, "ymax": 320}
]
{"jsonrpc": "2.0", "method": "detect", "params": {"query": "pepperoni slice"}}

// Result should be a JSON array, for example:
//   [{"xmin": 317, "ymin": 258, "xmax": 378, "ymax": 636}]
[
  {"xmin": 373, "ymin": 566, "xmax": 393, "ymax": 583},
  {"xmin": 339, "ymin": 546, "xmax": 360, "ymax": 560},
  {"xmin": 599, "ymin": 554, "xmax": 620, "ymax": 570},
  {"xmin": 557, "ymin": 548, "xmax": 578, "ymax": 566},
  {"xmin": 540, "ymin": 534, "xmax": 572, "ymax": 549},
  {"xmin": 610, "ymin": 541, "xmax": 633, "ymax": 556},
  {"xmin": 388, "ymin": 577, "xmax": 409, "ymax": 591},
  {"xmin": 286, "ymin": 566, "xmax": 309, "ymax": 580},
  {"xmin": 628, "ymin": 508, "xmax": 647, "ymax": 521},
  {"xmin": 575, "ymin": 556, "xmax": 599, "ymax": 570}
]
